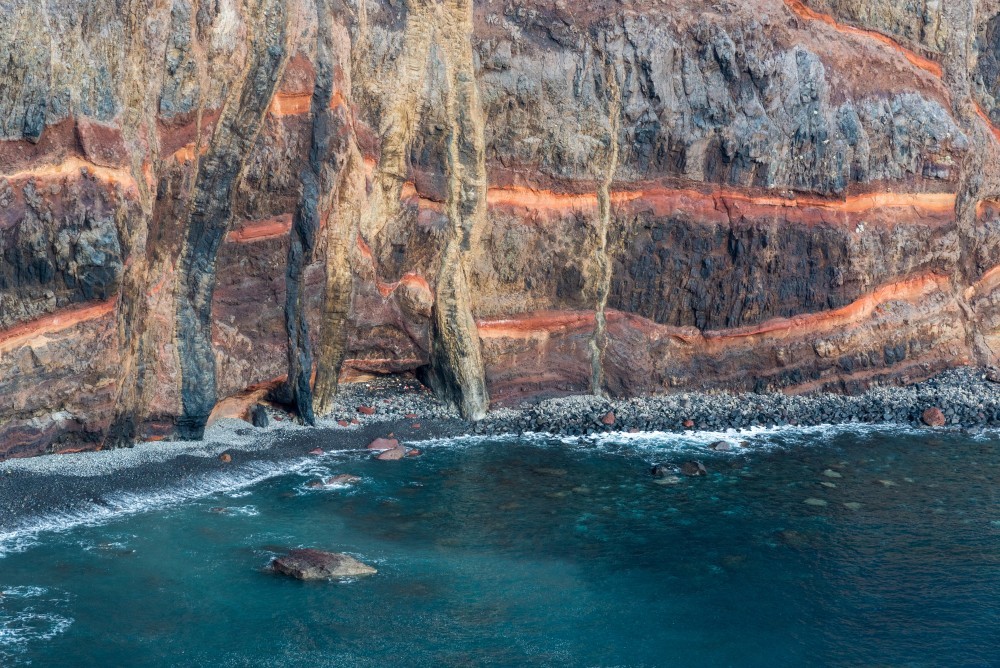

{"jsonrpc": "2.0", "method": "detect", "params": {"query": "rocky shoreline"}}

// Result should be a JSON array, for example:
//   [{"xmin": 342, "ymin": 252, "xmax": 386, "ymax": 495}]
[
  {"xmin": 476, "ymin": 367, "xmax": 1000, "ymax": 437},
  {"xmin": 327, "ymin": 366, "xmax": 1000, "ymax": 438},
  {"xmin": 3, "ymin": 366, "xmax": 999, "ymax": 538}
]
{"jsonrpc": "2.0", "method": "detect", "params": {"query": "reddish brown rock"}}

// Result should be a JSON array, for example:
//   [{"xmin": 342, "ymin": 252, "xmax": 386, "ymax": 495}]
[
  {"xmin": 357, "ymin": 406, "xmax": 376, "ymax": 416},
  {"xmin": 683, "ymin": 420, "xmax": 695, "ymax": 429},
  {"xmin": 219, "ymin": 453, "xmax": 232, "ymax": 463},
  {"xmin": 921, "ymin": 408, "xmax": 947, "ymax": 427},
  {"xmin": 367, "ymin": 438, "xmax": 399, "ymax": 451},
  {"xmin": 601, "ymin": 411, "xmax": 616, "ymax": 426},
  {"xmin": 406, "ymin": 449, "xmax": 423, "ymax": 457},
  {"xmin": 376, "ymin": 446, "xmax": 408, "ymax": 461}
]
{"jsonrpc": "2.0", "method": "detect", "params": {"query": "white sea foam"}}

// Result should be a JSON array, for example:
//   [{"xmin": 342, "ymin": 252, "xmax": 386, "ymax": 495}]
[
  {"xmin": 0, "ymin": 456, "xmax": 335, "ymax": 559},
  {"xmin": 0, "ymin": 422, "xmax": 927, "ymax": 560},
  {"xmin": 411, "ymin": 422, "xmax": 926, "ymax": 458},
  {"xmin": 0, "ymin": 586, "xmax": 73, "ymax": 659}
]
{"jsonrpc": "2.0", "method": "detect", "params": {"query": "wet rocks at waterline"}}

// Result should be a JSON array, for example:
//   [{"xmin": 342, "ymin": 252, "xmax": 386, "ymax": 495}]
[{"xmin": 269, "ymin": 549, "xmax": 377, "ymax": 581}]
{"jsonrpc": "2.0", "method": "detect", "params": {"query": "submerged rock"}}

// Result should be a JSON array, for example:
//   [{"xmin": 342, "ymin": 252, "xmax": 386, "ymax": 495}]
[
  {"xmin": 326, "ymin": 474, "xmax": 361, "ymax": 485},
  {"xmin": 680, "ymin": 461, "xmax": 708, "ymax": 477},
  {"xmin": 710, "ymin": 441, "xmax": 731, "ymax": 451},
  {"xmin": 270, "ymin": 549, "xmax": 376, "ymax": 580},
  {"xmin": 650, "ymin": 464, "xmax": 674, "ymax": 478}
]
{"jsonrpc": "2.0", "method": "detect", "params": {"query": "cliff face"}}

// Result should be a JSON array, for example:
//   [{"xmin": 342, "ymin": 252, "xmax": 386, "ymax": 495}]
[{"xmin": 2, "ymin": 0, "xmax": 1000, "ymax": 457}]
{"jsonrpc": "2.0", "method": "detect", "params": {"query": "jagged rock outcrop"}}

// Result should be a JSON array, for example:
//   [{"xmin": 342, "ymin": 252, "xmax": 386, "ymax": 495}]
[{"xmin": 2, "ymin": 0, "xmax": 1000, "ymax": 457}]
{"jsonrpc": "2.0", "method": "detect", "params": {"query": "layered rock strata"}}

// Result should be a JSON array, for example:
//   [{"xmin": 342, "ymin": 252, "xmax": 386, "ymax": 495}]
[{"xmin": 2, "ymin": 0, "xmax": 1000, "ymax": 457}]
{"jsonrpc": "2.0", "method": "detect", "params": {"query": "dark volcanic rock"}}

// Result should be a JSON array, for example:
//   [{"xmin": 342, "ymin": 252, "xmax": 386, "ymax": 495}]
[
  {"xmin": 251, "ymin": 404, "xmax": 269, "ymax": 428},
  {"xmin": 269, "ymin": 549, "xmax": 376, "ymax": 580}
]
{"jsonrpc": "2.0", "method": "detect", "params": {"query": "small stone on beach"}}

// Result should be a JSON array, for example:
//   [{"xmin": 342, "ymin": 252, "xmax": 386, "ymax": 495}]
[{"xmin": 219, "ymin": 453, "xmax": 232, "ymax": 463}]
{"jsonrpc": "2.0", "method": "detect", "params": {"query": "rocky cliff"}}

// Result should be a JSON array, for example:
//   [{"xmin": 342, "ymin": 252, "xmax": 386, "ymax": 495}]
[{"xmin": 2, "ymin": 0, "xmax": 1000, "ymax": 458}]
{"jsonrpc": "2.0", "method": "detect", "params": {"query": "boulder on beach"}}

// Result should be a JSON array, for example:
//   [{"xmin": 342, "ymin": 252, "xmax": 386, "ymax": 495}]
[
  {"xmin": 368, "ymin": 437, "xmax": 399, "ymax": 451},
  {"xmin": 219, "ymin": 453, "xmax": 232, "ymax": 463},
  {"xmin": 921, "ymin": 407, "xmax": 946, "ymax": 427},
  {"xmin": 601, "ymin": 411, "xmax": 616, "ymax": 426},
  {"xmin": 377, "ymin": 446, "xmax": 408, "ymax": 460},
  {"xmin": 270, "ymin": 549, "xmax": 376, "ymax": 580},
  {"xmin": 358, "ymin": 406, "xmax": 376, "ymax": 415}
]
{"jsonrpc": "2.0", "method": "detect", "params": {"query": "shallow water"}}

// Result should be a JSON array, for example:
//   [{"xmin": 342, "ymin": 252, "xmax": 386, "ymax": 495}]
[{"xmin": 1, "ymin": 427, "xmax": 999, "ymax": 667}]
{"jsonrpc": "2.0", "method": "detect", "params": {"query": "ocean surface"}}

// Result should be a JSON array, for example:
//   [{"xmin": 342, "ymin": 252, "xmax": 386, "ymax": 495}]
[{"xmin": 1, "ymin": 426, "xmax": 998, "ymax": 667}]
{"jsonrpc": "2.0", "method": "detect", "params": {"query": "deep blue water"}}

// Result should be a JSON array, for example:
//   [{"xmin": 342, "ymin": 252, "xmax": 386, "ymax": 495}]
[{"xmin": 1, "ymin": 427, "xmax": 998, "ymax": 667}]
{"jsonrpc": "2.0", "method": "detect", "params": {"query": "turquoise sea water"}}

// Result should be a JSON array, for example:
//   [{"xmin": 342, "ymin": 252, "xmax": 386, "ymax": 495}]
[{"xmin": 1, "ymin": 427, "xmax": 998, "ymax": 667}]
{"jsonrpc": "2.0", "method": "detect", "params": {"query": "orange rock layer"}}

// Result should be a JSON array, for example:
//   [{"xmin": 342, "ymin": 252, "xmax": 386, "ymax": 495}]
[
  {"xmin": 784, "ymin": 0, "xmax": 943, "ymax": 78},
  {"xmin": 0, "ymin": 299, "xmax": 117, "ymax": 355}
]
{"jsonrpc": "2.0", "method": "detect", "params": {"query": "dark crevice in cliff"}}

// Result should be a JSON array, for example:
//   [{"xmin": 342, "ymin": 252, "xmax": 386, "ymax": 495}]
[
  {"xmin": 283, "ymin": 0, "xmax": 336, "ymax": 426},
  {"xmin": 174, "ymin": 0, "xmax": 291, "ymax": 440}
]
